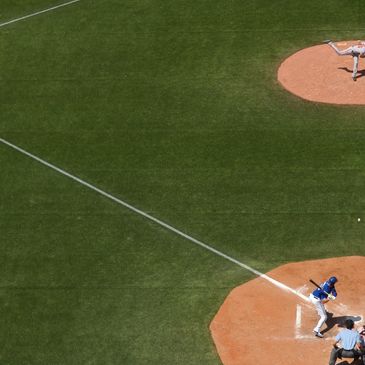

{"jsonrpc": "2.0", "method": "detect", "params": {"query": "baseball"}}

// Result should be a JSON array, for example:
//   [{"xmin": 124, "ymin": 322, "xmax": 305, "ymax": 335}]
[{"xmin": 358, "ymin": 218, "xmax": 361, "ymax": 222}]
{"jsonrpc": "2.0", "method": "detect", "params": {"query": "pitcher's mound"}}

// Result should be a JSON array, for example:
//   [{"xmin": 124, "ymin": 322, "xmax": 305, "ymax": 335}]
[
  {"xmin": 210, "ymin": 256, "xmax": 365, "ymax": 365},
  {"xmin": 278, "ymin": 41, "xmax": 365, "ymax": 105}
]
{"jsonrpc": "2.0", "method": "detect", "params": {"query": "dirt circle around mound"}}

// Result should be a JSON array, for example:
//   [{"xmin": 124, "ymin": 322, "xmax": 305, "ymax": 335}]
[
  {"xmin": 278, "ymin": 41, "xmax": 365, "ymax": 105},
  {"xmin": 210, "ymin": 256, "xmax": 365, "ymax": 365}
]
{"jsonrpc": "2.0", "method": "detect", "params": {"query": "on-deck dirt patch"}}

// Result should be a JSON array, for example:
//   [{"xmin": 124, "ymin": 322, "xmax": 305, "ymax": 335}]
[
  {"xmin": 278, "ymin": 41, "xmax": 365, "ymax": 105},
  {"xmin": 210, "ymin": 256, "xmax": 365, "ymax": 365}
]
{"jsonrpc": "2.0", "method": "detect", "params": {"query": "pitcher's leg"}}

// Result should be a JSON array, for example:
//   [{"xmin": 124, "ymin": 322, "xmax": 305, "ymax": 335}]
[
  {"xmin": 328, "ymin": 42, "xmax": 353, "ymax": 56},
  {"xmin": 353, "ymin": 55, "xmax": 359, "ymax": 80}
]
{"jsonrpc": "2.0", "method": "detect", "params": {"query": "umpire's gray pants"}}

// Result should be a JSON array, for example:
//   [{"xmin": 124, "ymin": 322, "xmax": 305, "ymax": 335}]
[{"xmin": 329, "ymin": 347, "xmax": 364, "ymax": 365}]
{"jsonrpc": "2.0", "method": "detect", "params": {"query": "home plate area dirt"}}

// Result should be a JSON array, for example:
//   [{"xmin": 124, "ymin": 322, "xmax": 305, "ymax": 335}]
[
  {"xmin": 210, "ymin": 256, "xmax": 365, "ymax": 365},
  {"xmin": 278, "ymin": 41, "xmax": 365, "ymax": 105}
]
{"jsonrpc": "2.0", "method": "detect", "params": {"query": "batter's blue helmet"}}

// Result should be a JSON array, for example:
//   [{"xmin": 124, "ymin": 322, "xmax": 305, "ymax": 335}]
[{"xmin": 328, "ymin": 276, "xmax": 338, "ymax": 285}]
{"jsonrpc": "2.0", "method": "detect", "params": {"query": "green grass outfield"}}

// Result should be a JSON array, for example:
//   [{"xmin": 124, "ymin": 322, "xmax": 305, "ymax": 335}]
[{"xmin": 1, "ymin": 0, "xmax": 365, "ymax": 364}]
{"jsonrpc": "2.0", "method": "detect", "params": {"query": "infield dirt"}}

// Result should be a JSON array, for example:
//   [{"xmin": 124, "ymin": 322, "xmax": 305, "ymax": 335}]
[
  {"xmin": 210, "ymin": 256, "xmax": 365, "ymax": 365},
  {"xmin": 278, "ymin": 42, "xmax": 365, "ymax": 105}
]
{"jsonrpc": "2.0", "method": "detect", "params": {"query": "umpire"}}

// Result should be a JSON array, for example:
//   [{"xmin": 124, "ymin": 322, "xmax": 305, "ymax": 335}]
[{"xmin": 329, "ymin": 319, "xmax": 364, "ymax": 365}]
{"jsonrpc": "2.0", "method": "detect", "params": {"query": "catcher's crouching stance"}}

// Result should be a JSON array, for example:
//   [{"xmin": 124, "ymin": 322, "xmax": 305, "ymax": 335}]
[{"xmin": 308, "ymin": 276, "xmax": 337, "ymax": 338}]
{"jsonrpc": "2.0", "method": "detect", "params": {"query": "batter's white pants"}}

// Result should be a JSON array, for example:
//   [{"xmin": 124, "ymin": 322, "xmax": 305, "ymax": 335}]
[
  {"xmin": 329, "ymin": 43, "xmax": 362, "ymax": 78},
  {"xmin": 309, "ymin": 293, "xmax": 327, "ymax": 333}
]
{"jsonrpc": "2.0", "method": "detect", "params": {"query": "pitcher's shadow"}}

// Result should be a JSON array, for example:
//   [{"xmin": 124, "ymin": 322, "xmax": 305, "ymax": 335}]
[
  {"xmin": 338, "ymin": 66, "xmax": 365, "ymax": 79},
  {"xmin": 322, "ymin": 312, "xmax": 362, "ymax": 334}
]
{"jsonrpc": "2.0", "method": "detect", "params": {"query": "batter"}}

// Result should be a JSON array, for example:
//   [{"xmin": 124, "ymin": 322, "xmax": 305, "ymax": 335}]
[{"xmin": 309, "ymin": 276, "xmax": 338, "ymax": 338}]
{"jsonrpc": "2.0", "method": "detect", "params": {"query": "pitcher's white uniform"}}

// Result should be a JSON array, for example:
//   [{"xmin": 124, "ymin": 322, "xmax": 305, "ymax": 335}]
[{"xmin": 328, "ymin": 41, "xmax": 365, "ymax": 81}]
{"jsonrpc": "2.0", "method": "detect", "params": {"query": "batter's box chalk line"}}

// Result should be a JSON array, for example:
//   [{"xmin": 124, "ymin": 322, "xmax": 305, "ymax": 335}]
[{"xmin": 295, "ymin": 304, "xmax": 364, "ymax": 340}]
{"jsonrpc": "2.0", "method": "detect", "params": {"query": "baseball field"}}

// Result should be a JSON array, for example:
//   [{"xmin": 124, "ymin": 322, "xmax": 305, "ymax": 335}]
[{"xmin": 1, "ymin": 1, "xmax": 365, "ymax": 364}]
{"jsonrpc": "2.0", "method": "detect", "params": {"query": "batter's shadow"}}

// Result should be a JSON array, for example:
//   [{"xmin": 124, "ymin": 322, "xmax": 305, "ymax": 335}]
[
  {"xmin": 322, "ymin": 312, "xmax": 362, "ymax": 334},
  {"xmin": 336, "ymin": 360, "xmax": 363, "ymax": 365},
  {"xmin": 338, "ymin": 66, "xmax": 365, "ymax": 79}
]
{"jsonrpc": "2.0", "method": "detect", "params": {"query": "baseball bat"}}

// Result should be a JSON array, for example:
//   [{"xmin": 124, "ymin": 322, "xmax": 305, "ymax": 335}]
[{"xmin": 309, "ymin": 279, "xmax": 321, "ymax": 289}]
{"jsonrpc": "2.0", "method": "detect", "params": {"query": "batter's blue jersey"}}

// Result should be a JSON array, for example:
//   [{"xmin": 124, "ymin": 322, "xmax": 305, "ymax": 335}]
[{"xmin": 312, "ymin": 280, "xmax": 337, "ymax": 300}]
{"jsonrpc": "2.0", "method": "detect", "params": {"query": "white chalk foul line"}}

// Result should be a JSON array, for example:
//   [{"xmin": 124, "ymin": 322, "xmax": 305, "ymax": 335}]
[
  {"xmin": 0, "ymin": 0, "xmax": 81, "ymax": 28},
  {"xmin": 295, "ymin": 304, "xmax": 302, "ymax": 338},
  {"xmin": 0, "ymin": 137, "xmax": 309, "ymax": 303}
]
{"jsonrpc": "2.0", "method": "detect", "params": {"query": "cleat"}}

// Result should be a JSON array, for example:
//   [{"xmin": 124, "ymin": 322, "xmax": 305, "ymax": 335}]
[
  {"xmin": 353, "ymin": 75, "xmax": 357, "ymax": 81},
  {"xmin": 314, "ymin": 331, "xmax": 324, "ymax": 338},
  {"xmin": 322, "ymin": 39, "xmax": 332, "ymax": 44}
]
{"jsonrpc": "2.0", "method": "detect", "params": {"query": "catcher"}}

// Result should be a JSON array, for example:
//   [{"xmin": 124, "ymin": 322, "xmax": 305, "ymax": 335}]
[
  {"xmin": 309, "ymin": 276, "xmax": 337, "ymax": 338},
  {"xmin": 359, "ymin": 325, "xmax": 365, "ymax": 344}
]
